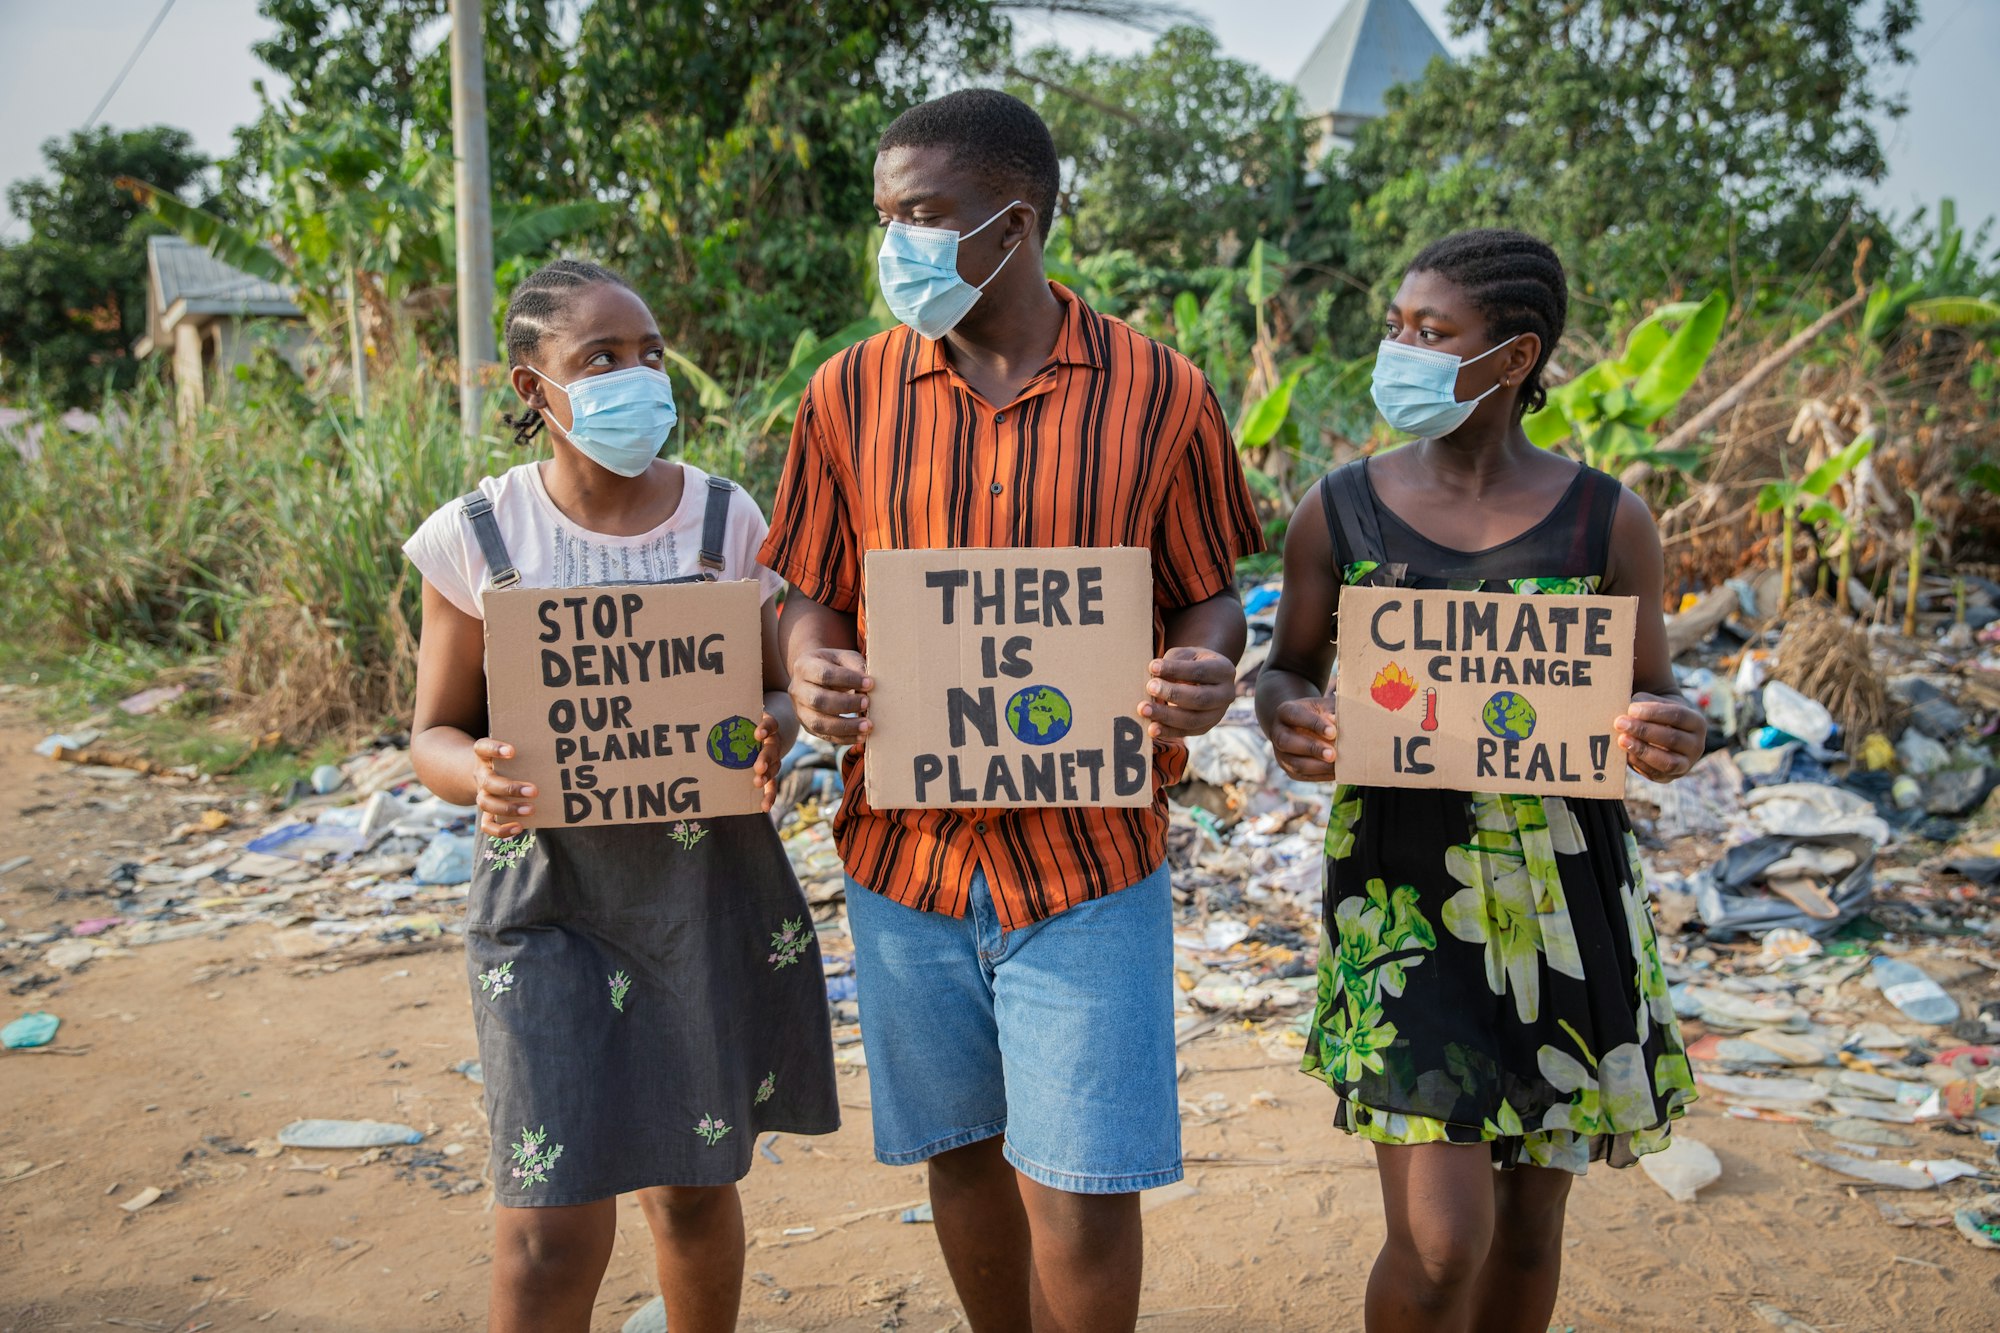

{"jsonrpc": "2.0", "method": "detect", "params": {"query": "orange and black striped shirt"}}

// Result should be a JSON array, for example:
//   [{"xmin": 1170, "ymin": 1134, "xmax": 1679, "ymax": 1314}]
[{"xmin": 759, "ymin": 281, "xmax": 1264, "ymax": 928}]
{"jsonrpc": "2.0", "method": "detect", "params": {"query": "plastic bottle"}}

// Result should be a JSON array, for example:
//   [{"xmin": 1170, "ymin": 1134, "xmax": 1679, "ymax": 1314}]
[{"xmin": 1870, "ymin": 956, "xmax": 1960, "ymax": 1026}]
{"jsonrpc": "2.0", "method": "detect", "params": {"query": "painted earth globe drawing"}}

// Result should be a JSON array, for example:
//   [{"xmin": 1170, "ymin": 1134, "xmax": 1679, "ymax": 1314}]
[
  {"xmin": 706, "ymin": 715, "xmax": 759, "ymax": 769},
  {"xmin": 1481, "ymin": 691, "xmax": 1537, "ymax": 741},
  {"xmin": 1005, "ymin": 685, "xmax": 1073, "ymax": 746}
]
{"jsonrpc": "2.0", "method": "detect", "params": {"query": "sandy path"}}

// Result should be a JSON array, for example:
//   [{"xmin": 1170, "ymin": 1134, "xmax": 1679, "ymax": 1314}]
[{"xmin": 1, "ymin": 702, "xmax": 1994, "ymax": 1331}]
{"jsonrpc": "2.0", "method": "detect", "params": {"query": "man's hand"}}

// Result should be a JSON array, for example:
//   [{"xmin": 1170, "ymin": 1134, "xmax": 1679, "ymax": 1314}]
[
  {"xmin": 1140, "ymin": 646, "xmax": 1235, "ymax": 741},
  {"xmin": 790, "ymin": 648, "xmax": 873, "ymax": 745},
  {"xmin": 470, "ymin": 737, "xmax": 532, "ymax": 838},
  {"xmin": 1616, "ymin": 693, "xmax": 1706, "ymax": 782},
  {"xmin": 1269, "ymin": 697, "xmax": 1338, "ymax": 782}
]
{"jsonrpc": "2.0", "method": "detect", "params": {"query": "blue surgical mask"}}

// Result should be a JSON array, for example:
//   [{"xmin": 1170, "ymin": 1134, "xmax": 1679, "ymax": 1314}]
[
  {"xmin": 877, "ymin": 200, "xmax": 1024, "ymax": 340},
  {"xmin": 1369, "ymin": 334, "xmax": 1521, "ymax": 438},
  {"xmin": 529, "ymin": 364, "xmax": 677, "ymax": 477}
]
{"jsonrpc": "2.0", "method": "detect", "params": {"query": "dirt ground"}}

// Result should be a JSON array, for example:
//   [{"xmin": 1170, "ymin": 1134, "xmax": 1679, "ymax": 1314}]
[{"xmin": 2, "ymin": 701, "xmax": 1996, "ymax": 1333}]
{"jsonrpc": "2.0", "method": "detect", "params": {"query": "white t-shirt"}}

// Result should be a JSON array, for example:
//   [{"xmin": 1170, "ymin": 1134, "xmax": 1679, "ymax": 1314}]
[{"xmin": 403, "ymin": 461, "xmax": 782, "ymax": 619}]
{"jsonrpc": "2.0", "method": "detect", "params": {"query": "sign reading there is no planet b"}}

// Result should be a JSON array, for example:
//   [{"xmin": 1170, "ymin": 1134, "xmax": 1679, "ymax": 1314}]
[
  {"xmin": 1334, "ymin": 585, "xmax": 1637, "ymax": 799},
  {"xmin": 863, "ymin": 547, "xmax": 1153, "ymax": 810},
  {"xmin": 484, "ymin": 580, "xmax": 767, "ymax": 826}
]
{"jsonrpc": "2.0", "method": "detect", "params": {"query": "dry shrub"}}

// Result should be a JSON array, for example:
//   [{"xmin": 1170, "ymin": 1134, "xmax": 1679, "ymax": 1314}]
[{"xmin": 1767, "ymin": 600, "xmax": 1895, "ymax": 740}]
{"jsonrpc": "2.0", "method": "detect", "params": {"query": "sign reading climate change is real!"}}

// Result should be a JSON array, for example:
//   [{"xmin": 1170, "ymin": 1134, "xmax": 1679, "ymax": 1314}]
[
  {"xmin": 1334, "ymin": 585, "xmax": 1638, "ymax": 799},
  {"xmin": 484, "ymin": 580, "xmax": 767, "ymax": 826},
  {"xmin": 864, "ymin": 547, "xmax": 1153, "ymax": 810}
]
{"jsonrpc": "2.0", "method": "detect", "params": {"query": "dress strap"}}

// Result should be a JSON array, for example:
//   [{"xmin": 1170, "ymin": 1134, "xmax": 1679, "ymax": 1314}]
[
  {"xmin": 1318, "ymin": 460, "xmax": 1405, "ymax": 585},
  {"xmin": 1572, "ymin": 467, "xmax": 1625, "ymax": 581},
  {"xmin": 459, "ymin": 491, "xmax": 520, "ymax": 590},
  {"xmin": 697, "ymin": 475, "xmax": 736, "ymax": 573}
]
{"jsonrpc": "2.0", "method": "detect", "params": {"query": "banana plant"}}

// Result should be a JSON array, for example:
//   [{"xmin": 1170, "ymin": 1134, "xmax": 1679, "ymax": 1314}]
[
  {"xmin": 1903, "ymin": 489, "xmax": 1938, "ymax": 638},
  {"xmin": 1524, "ymin": 290, "xmax": 1728, "ymax": 476},
  {"xmin": 1791, "ymin": 435, "xmax": 1875, "ymax": 611},
  {"xmin": 1862, "ymin": 199, "xmax": 2000, "ymax": 343},
  {"xmin": 664, "ymin": 314, "xmax": 894, "ymax": 440},
  {"xmin": 1758, "ymin": 435, "xmax": 1874, "ymax": 614}
]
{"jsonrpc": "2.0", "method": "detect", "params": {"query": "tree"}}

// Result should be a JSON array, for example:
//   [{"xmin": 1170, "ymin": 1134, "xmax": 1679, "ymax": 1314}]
[
  {"xmin": 1006, "ymin": 25, "xmax": 1309, "ymax": 270},
  {"xmin": 1341, "ymin": 0, "xmax": 1919, "ymax": 341},
  {"xmin": 0, "ymin": 127, "xmax": 208, "ymax": 407}
]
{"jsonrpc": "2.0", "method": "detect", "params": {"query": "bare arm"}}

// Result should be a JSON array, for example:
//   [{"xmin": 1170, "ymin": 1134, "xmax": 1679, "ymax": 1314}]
[
  {"xmin": 1254, "ymin": 493, "xmax": 1341, "ymax": 781},
  {"xmin": 409, "ymin": 582, "xmax": 536, "ymax": 837},
  {"xmin": 1604, "ymin": 488, "xmax": 1705, "ymax": 781}
]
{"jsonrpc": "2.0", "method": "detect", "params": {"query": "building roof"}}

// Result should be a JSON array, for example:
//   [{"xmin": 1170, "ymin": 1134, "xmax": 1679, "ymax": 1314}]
[
  {"xmin": 147, "ymin": 235, "xmax": 300, "ymax": 319},
  {"xmin": 1293, "ymin": 0, "xmax": 1450, "ymax": 129}
]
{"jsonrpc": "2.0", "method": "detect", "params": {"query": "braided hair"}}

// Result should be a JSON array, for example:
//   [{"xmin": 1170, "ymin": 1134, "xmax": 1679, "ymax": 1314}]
[
  {"xmin": 1406, "ymin": 230, "xmax": 1568, "ymax": 417},
  {"xmin": 501, "ymin": 258, "xmax": 634, "ymax": 447}
]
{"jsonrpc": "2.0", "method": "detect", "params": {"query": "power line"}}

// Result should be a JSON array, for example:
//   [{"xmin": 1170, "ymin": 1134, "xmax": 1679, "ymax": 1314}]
[{"xmin": 83, "ymin": 0, "xmax": 180, "ymax": 132}]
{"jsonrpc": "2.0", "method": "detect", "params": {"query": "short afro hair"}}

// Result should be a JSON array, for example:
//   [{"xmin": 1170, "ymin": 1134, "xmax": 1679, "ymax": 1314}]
[
  {"xmin": 878, "ymin": 89, "xmax": 1060, "ymax": 240},
  {"xmin": 1406, "ymin": 230, "xmax": 1569, "ymax": 417},
  {"xmin": 501, "ymin": 258, "xmax": 634, "ymax": 447}
]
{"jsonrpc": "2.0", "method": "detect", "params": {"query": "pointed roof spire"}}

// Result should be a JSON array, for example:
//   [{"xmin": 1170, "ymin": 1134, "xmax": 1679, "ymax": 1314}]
[{"xmin": 1293, "ymin": 0, "xmax": 1450, "ymax": 136}]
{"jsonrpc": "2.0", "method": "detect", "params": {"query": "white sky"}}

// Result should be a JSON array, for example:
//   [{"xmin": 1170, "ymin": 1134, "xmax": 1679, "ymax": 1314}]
[{"xmin": 2, "ymin": 0, "xmax": 1994, "ymax": 245}]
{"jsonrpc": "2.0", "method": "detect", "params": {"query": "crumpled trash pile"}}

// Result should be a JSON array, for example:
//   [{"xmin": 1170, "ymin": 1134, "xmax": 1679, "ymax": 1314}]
[{"xmin": 5, "ymin": 744, "xmax": 476, "ymax": 984}]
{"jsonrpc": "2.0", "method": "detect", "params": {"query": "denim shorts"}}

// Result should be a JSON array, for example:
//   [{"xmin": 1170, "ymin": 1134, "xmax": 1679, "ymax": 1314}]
[{"xmin": 845, "ymin": 863, "xmax": 1182, "ymax": 1195}]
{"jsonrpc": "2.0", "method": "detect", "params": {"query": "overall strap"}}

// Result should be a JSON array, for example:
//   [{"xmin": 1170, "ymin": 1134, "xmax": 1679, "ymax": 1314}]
[
  {"xmin": 697, "ymin": 475, "xmax": 736, "ymax": 573},
  {"xmin": 459, "ymin": 491, "xmax": 520, "ymax": 590}
]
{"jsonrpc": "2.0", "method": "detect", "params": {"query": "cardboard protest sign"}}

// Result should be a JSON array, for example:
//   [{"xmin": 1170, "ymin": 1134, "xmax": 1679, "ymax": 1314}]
[
  {"xmin": 863, "ymin": 547, "xmax": 1153, "ymax": 810},
  {"xmin": 485, "ymin": 580, "xmax": 766, "ymax": 826},
  {"xmin": 1334, "ymin": 585, "xmax": 1637, "ymax": 798}
]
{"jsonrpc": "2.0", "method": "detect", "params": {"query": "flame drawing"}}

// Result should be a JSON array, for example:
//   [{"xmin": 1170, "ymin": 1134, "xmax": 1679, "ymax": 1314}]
[{"xmin": 1370, "ymin": 662, "xmax": 1416, "ymax": 711}]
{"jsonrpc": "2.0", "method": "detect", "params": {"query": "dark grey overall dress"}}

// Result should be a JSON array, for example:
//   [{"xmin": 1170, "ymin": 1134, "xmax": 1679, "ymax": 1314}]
[{"xmin": 459, "ymin": 476, "xmax": 840, "ymax": 1207}]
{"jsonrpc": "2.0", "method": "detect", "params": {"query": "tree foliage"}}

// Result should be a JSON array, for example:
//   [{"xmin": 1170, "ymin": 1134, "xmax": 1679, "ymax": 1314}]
[
  {"xmin": 0, "ymin": 127, "xmax": 209, "ymax": 406},
  {"xmin": 1342, "ymin": 0, "xmax": 1920, "ymax": 337}
]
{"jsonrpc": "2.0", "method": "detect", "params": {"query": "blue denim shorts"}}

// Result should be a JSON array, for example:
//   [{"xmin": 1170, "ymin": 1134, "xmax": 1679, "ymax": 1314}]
[{"xmin": 845, "ymin": 863, "xmax": 1182, "ymax": 1195}]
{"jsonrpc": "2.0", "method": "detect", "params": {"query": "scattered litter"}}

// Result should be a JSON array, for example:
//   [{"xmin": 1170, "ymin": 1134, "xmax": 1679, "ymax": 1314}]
[
  {"xmin": 2, "ymin": 1012, "xmax": 60, "ymax": 1049},
  {"xmin": 1640, "ymin": 1135, "xmax": 1721, "ymax": 1203},
  {"xmin": 118, "ymin": 1185, "xmax": 164, "ymax": 1212},
  {"xmin": 413, "ymin": 832, "xmax": 474, "ymax": 886},
  {"xmin": 1870, "ymin": 956, "xmax": 1960, "ymax": 1026},
  {"xmin": 622, "ymin": 1296, "xmax": 667, "ymax": 1333},
  {"xmin": 310, "ymin": 764, "xmax": 347, "ymax": 795},
  {"xmin": 453, "ymin": 1060, "xmax": 484, "ymax": 1084},
  {"xmin": 118, "ymin": 684, "xmax": 186, "ymax": 716},
  {"xmin": 1796, "ymin": 1150, "xmax": 1936, "ymax": 1190},
  {"xmin": 277, "ymin": 1119, "xmax": 424, "ymax": 1149},
  {"xmin": 900, "ymin": 1203, "xmax": 935, "ymax": 1223}
]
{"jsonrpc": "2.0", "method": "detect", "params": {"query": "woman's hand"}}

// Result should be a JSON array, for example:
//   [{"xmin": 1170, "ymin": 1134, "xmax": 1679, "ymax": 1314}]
[
  {"xmin": 1616, "ymin": 693, "xmax": 1706, "ymax": 782},
  {"xmin": 754, "ymin": 711, "xmax": 786, "ymax": 814},
  {"xmin": 1270, "ymin": 696, "xmax": 1339, "ymax": 782},
  {"xmin": 470, "ymin": 737, "xmax": 534, "ymax": 837}
]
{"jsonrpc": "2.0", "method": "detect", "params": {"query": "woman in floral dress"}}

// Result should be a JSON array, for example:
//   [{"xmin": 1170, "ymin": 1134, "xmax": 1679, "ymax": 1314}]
[
  {"xmin": 405, "ymin": 260, "xmax": 837, "ymax": 1332},
  {"xmin": 1256, "ymin": 230, "xmax": 1704, "ymax": 1332}
]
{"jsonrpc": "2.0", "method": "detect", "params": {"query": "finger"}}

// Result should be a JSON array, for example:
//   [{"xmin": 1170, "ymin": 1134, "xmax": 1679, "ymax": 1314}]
[
  {"xmin": 1151, "ymin": 650, "xmax": 1232, "ymax": 684},
  {"xmin": 1627, "ymin": 742, "xmax": 1692, "ymax": 780},
  {"xmin": 482, "ymin": 814, "xmax": 524, "ymax": 838},
  {"xmin": 477, "ymin": 788, "xmax": 534, "ymax": 817},
  {"xmin": 798, "ymin": 653, "xmax": 872, "ymax": 691},
  {"xmin": 1615, "ymin": 720, "xmax": 1687, "ymax": 753},
  {"xmin": 472, "ymin": 737, "xmax": 515, "ymax": 762},
  {"xmin": 477, "ymin": 773, "xmax": 536, "ymax": 800},
  {"xmin": 1277, "ymin": 700, "xmax": 1339, "ymax": 737},
  {"xmin": 1273, "ymin": 727, "xmax": 1338, "ymax": 764},
  {"xmin": 800, "ymin": 709, "xmax": 868, "ymax": 744},
  {"xmin": 792, "ymin": 683, "xmax": 870, "ymax": 719},
  {"xmin": 1621, "ymin": 699, "xmax": 1703, "ymax": 727}
]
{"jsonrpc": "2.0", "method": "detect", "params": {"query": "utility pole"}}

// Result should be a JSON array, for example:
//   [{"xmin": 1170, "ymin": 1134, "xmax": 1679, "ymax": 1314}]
[{"xmin": 450, "ymin": 0, "xmax": 496, "ymax": 443}]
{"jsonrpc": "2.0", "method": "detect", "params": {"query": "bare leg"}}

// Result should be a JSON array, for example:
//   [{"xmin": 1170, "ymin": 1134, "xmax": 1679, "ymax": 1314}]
[
  {"xmin": 490, "ymin": 1198, "xmax": 616, "ymax": 1333},
  {"xmin": 635, "ymin": 1184, "xmax": 745, "ymax": 1333},
  {"xmin": 928, "ymin": 1136, "xmax": 1034, "ymax": 1332},
  {"xmin": 1366, "ymin": 1143, "xmax": 1497, "ymax": 1333},
  {"xmin": 1471, "ymin": 1165, "xmax": 1574, "ymax": 1333},
  {"xmin": 1017, "ymin": 1175, "xmax": 1143, "ymax": 1333}
]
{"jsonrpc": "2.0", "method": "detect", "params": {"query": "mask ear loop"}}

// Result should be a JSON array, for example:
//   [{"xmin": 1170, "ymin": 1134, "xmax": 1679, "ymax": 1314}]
[
  {"xmin": 1455, "ymin": 333, "xmax": 1524, "ymax": 406},
  {"xmin": 524, "ymin": 365, "xmax": 578, "ymax": 446},
  {"xmin": 962, "ymin": 200, "xmax": 1028, "ymax": 291}
]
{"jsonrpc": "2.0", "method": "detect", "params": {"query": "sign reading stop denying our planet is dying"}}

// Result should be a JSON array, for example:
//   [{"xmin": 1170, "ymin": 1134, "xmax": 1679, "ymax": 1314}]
[
  {"xmin": 1334, "ymin": 585, "xmax": 1638, "ymax": 799},
  {"xmin": 484, "ymin": 580, "xmax": 768, "ymax": 827},
  {"xmin": 863, "ymin": 547, "xmax": 1153, "ymax": 810}
]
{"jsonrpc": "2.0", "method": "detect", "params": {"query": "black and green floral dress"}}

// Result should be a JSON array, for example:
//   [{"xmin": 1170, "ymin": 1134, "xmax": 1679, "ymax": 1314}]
[{"xmin": 1301, "ymin": 460, "xmax": 1694, "ymax": 1173}]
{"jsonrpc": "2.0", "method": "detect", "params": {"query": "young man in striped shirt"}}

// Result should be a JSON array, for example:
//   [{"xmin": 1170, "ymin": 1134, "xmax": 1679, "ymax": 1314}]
[{"xmin": 760, "ymin": 89, "xmax": 1264, "ymax": 1332}]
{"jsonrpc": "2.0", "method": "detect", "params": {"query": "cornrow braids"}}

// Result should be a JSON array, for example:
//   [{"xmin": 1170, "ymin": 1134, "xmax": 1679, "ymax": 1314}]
[
  {"xmin": 500, "ymin": 258, "xmax": 634, "ymax": 448},
  {"xmin": 1406, "ymin": 229, "xmax": 1568, "ymax": 417}
]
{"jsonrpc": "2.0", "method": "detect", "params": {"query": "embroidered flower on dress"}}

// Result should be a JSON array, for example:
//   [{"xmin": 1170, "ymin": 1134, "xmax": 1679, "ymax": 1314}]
[
  {"xmin": 608, "ymin": 970, "xmax": 632, "ymax": 1012},
  {"xmin": 766, "ymin": 917, "xmax": 809, "ymax": 969},
  {"xmin": 755, "ymin": 1072, "xmax": 775, "ymax": 1105},
  {"xmin": 694, "ymin": 1114, "xmax": 732, "ymax": 1146},
  {"xmin": 668, "ymin": 820, "xmax": 709, "ymax": 850},
  {"xmin": 509, "ymin": 1125, "xmax": 563, "ymax": 1188},
  {"xmin": 484, "ymin": 832, "xmax": 537, "ymax": 870},
  {"xmin": 477, "ymin": 960, "xmax": 516, "ymax": 1000}
]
